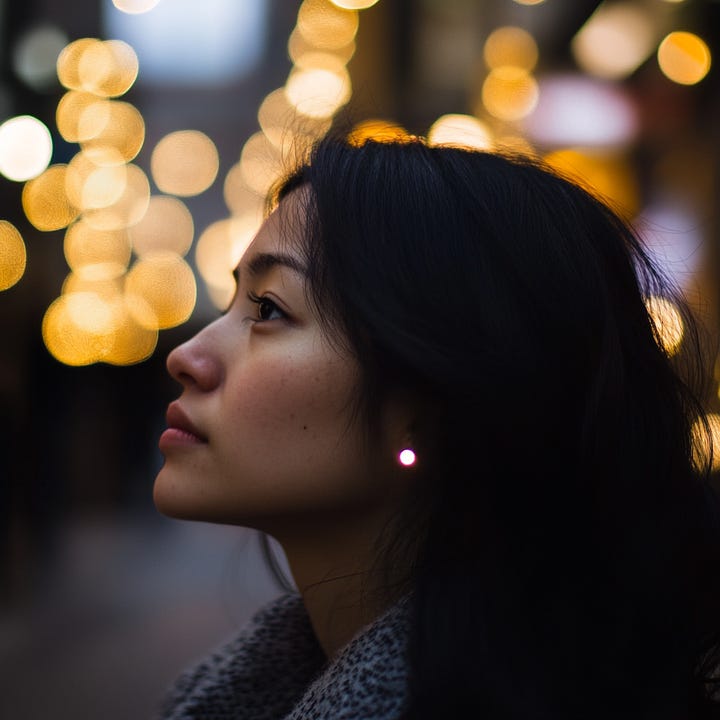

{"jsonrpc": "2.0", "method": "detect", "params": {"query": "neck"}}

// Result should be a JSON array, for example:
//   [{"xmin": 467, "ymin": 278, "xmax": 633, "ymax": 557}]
[{"xmin": 271, "ymin": 509, "xmax": 399, "ymax": 660}]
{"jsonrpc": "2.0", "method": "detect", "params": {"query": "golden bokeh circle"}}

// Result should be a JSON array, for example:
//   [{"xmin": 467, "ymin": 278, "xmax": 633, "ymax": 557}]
[
  {"xmin": 239, "ymin": 132, "xmax": 284, "ymax": 197},
  {"xmin": 125, "ymin": 251, "xmax": 197, "ymax": 329},
  {"xmin": 80, "ymin": 101, "xmax": 145, "ymax": 163},
  {"xmin": 56, "ymin": 92, "xmax": 111, "ymax": 143},
  {"xmin": 223, "ymin": 163, "xmax": 267, "ymax": 220},
  {"xmin": 0, "ymin": 221, "xmax": 26, "ymax": 291},
  {"xmin": 285, "ymin": 66, "xmax": 352, "ymax": 119},
  {"xmin": 66, "ymin": 150, "xmax": 128, "ymax": 211},
  {"xmin": 481, "ymin": 66, "xmax": 539, "ymax": 121},
  {"xmin": 23, "ymin": 165, "xmax": 79, "ymax": 231},
  {"xmin": 150, "ymin": 130, "xmax": 219, "ymax": 196},
  {"xmin": 484, "ymin": 26, "xmax": 539, "ymax": 72},
  {"xmin": 427, "ymin": 114, "xmax": 493, "ymax": 150},
  {"xmin": 82, "ymin": 163, "xmax": 150, "ymax": 231},
  {"xmin": 129, "ymin": 195, "xmax": 194, "ymax": 257},
  {"xmin": 64, "ymin": 219, "xmax": 131, "ymax": 281},
  {"xmin": 288, "ymin": 27, "xmax": 356, "ymax": 66},
  {"xmin": 297, "ymin": 0, "xmax": 359, "ymax": 50},
  {"xmin": 645, "ymin": 295, "xmax": 684, "ymax": 356},
  {"xmin": 77, "ymin": 39, "xmax": 139, "ymax": 97},
  {"xmin": 103, "ymin": 294, "xmax": 158, "ymax": 365},
  {"xmin": 57, "ymin": 38, "xmax": 101, "ymax": 91},
  {"xmin": 657, "ymin": 31, "xmax": 711, "ymax": 85}
]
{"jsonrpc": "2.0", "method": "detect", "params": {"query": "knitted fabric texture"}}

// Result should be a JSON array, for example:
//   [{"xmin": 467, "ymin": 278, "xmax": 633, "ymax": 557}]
[{"xmin": 157, "ymin": 592, "xmax": 411, "ymax": 720}]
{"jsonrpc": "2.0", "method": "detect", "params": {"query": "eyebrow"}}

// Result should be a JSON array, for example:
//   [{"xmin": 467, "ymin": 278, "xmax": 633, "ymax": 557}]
[{"xmin": 241, "ymin": 252, "xmax": 308, "ymax": 280}]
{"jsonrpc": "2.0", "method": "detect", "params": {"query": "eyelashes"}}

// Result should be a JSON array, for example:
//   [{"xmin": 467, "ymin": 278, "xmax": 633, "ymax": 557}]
[{"xmin": 246, "ymin": 291, "xmax": 287, "ymax": 322}]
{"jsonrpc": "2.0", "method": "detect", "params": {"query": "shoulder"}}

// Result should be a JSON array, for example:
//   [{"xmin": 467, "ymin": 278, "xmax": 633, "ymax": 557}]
[{"xmin": 157, "ymin": 593, "xmax": 325, "ymax": 720}]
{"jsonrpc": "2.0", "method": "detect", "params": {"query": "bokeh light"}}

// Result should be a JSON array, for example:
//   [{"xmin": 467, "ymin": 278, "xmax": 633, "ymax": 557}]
[
  {"xmin": 64, "ymin": 220, "xmax": 131, "ymax": 281},
  {"xmin": 329, "ymin": 0, "xmax": 379, "ymax": 9},
  {"xmin": 23, "ymin": 165, "xmax": 79, "ymax": 231},
  {"xmin": 513, "ymin": 0, "xmax": 545, "ymax": 4},
  {"xmin": 77, "ymin": 39, "xmax": 139, "ymax": 97},
  {"xmin": 239, "ymin": 131, "xmax": 284, "ymax": 196},
  {"xmin": 57, "ymin": 38, "xmax": 102, "ymax": 91},
  {"xmin": 0, "ymin": 221, "xmax": 26, "ymax": 291},
  {"xmin": 481, "ymin": 67, "xmax": 539, "ymax": 121},
  {"xmin": 258, "ymin": 87, "xmax": 332, "ymax": 149},
  {"xmin": 297, "ymin": 0, "xmax": 359, "ymax": 51},
  {"xmin": 80, "ymin": 101, "xmax": 145, "ymax": 163},
  {"xmin": 43, "ymin": 293, "xmax": 113, "ymax": 366},
  {"xmin": 544, "ymin": 148, "xmax": 639, "ymax": 218},
  {"xmin": 125, "ymin": 252, "xmax": 197, "ymax": 329},
  {"xmin": 658, "ymin": 31, "xmax": 711, "ymax": 85},
  {"xmin": 112, "ymin": 0, "xmax": 162, "ymax": 13},
  {"xmin": 484, "ymin": 26, "xmax": 538, "ymax": 72},
  {"xmin": 645, "ymin": 296, "xmax": 684, "ymax": 356},
  {"xmin": 13, "ymin": 25, "xmax": 68, "ymax": 91},
  {"xmin": 288, "ymin": 27, "xmax": 356, "ymax": 67},
  {"xmin": 150, "ymin": 130, "xmax": 219, "ymax": 196},
  {"xmin": 691, "ymin": 414, "xmax": 720, "ymax": 473},
  {"xmin": 223, "ymin": 163, "xmax": 267, "ymax": 220},
  {"xmin": 81, "ymin": 163, "xmax": 150, "ymax": 231},
  {"xmin": 196, "ymin": 217, "xmax": 260, "ymax": 309},
  {"xmin": 103, "ymin": 296, "xmax": 158, "ymax": 365},
  {"xmin": 57, "ymin": 92, "xmax": 111, "ymax": 143},
  {"xmin": 348, "ymin": 119, "xmax": 411, "ymax": 146},
  {"xmin": 129, "ymin": 195, "xmax": 194, "ymax": 257},
  {"xmin": 398, "ymin": 448, "xmax": 416, "ymax": 466},
  {"xmin": 572, "ymin": 3, "xmax": 657, "ymax": 80},
  {"xmin": 0, "ymin": 115, "xmax": 53, "ymax": 182},
  {"xmin": 427, "ymin": 114, "xmax": 493, "ymax": 150},
  {"xmin": 285, "ymin": 66, "xmax": 352, "ymax": 119},
  {"xmin": 66, "ymin": 150, "xmax": 128, "ymax": 211},
  {"xmin": 524, "ymin": 75, "xmax": 638, "ymax": 149}
]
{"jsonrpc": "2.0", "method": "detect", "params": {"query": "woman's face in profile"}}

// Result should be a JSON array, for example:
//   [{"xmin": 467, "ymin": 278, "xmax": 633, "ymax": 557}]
[{"xmin": 154, "ymin": 191, "xmax": 400, "ymax": 535}]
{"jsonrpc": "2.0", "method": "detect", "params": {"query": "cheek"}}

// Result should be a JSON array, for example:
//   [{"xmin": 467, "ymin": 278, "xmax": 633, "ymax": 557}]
[{"xmin": 226, "ymin": 347, "xmax": 359, "ymax": 454}]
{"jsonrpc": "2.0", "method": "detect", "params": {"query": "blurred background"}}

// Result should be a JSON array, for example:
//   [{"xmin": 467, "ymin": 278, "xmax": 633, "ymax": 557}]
[{"xmin": 1, "ymin": 0, "xmax": 720, "ymax": 717}]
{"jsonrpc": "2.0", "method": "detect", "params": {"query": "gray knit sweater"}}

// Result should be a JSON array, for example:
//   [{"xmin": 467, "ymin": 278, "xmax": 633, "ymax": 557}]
[{"xmin": 157, "ymin": 592, "xmax": 412, "ymax": 720}]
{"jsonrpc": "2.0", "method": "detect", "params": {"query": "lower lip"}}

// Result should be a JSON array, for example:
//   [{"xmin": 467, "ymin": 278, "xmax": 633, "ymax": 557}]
[{"xmin": 159, "ymin": 428, "xmax": 207, "ymax": 451}]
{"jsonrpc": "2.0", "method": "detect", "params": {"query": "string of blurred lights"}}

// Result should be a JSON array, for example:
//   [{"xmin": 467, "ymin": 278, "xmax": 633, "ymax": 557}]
[{"xmin": 0, "ymin": 0, "xmax": 713, "ymax": 446}]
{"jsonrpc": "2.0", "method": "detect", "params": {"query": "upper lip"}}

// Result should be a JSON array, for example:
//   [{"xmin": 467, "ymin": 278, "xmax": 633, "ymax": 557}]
[{"xmin": 166, "ymin": 402, "xmax": 208, "ymax": 441}]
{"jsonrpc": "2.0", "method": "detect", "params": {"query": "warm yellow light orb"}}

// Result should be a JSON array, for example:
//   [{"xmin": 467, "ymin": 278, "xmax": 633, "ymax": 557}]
[
  {"xmin": 288, "ymin": 27, "xmax": 356, "ymax": 67},
  {"xmin": 112, "ymin": 0, "xmax": 161, "ymax": 15},
  {"xmin": 42, "ymin": 293, "xmax": 112, "ymax": 366},
  {"xmin": 82, "ymin": 163, "xmax": 150, "ymax": 231},
  {"xmin": 0, "ymin": 221, "xmax": 26, "ymax": 291},
  {"xmin": 150, "ymin": 130, "xmax": 219, "ymax": 197},
  {"xmin": 129, "ymin": 195, "xmax": 194, "ymax": 257},
  {"xmin": 223, "ymin": 163, "xmax": 267, "ymax": 220},
  {"xmin": 80, "ymin": 101, "xmax": 145, "ymax": 163},
  {"xmin": 484, "ymin": 26, "xmax": 538, "ymax": 72},
  {"xmin": 691, "ymin": 414, "xmax": 720, "ymax": 473},
  {"xmin": 658, "ymin": 31, "xmax": 711, "ymax": 85},
  {"xmin": 543, "ymin": 149, "xmax": 639, "ymax": 219},
  {"xmin": 645, "ymin": 296, "xmax": 684, "ymax": 356},
  {"xmin": 513, "ymin": 0, "xmax": 545, "ymax": 5},
  {"xmin": 0, "ymin": 116, "xmax": 52, "ymax": 182},
  {"xmin": 196, "ymin": 216, "xmax": 261, "ymax": 309},
  {"xmin": 77, "ymin": 39, "xmax": 139, "ymax": 98},
  {"xmin": 285, "ymin": 66, "xmax": 352, "ymax": 119},
  {"xmin": 56, "ymin": 92, "xmax": 110, "ymax": 143},
  {"xmin": 64, "ymin": 219, "xmax": 131, "ymax": 281},
  {"xmin": 239, "ymin": 132, "xmax": 284, "ymax": 197},
  {"xmin": 427, "ymin": 114, "xmax": 493, "ymax": 150},
  {"xmin": 481, "ymin": 67, "xmax": 539, "ymax": 121},
  {"xmin": 103, "ymin": 295, "xmax": 158, "ymax": 365},
  {"xmin": 66, "ymin": 150, "xmax": 128, "ymax": 211},
  {"xmin": 23, "ymin": 165, "xmax": 79, "ymax": 231},
  {"xmin": 125, "ymin": 252, "xmax": 197, "ymax": 329},
  {"xmin": 348, "ymin": 119, "xmax": 411, "ymax": 146},
  {"xmin": 297, "ymin": 0, "xmax": 359, "ymax": 50},
  {"xmin": 57, "ymin": 38, "xmax": 101, "ymax": 91},
  {"xmin": 330, "ymin": 0, "xmax": 379, "ymax": 8}
]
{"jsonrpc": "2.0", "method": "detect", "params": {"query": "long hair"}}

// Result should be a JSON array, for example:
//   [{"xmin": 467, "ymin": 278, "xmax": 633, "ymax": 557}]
[{"xmin": 273, "ymin": 135, "xmax": 720, "ymax": 718}]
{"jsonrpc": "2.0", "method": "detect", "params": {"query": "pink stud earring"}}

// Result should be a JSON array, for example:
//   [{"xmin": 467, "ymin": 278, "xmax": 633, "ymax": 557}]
[{"xmin": 398, "ymin": 448, "xmax": 416, "ymax": 467}]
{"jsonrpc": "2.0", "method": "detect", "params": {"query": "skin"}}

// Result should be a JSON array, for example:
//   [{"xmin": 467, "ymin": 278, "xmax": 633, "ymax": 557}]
[{"xmin": 154, "ymin": 190, "xmax": 414, "ymax": 658}]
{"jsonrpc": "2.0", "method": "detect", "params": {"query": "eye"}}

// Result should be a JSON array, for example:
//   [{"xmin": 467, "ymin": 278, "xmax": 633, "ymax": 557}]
[{"xmin": 247, "ymin": 292, "xmax": 286, "ymax": 322}]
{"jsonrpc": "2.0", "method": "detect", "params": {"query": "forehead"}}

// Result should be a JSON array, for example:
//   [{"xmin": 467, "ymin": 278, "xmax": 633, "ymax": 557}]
[{"xmin": 239, "ymin": 189, "xmax": 308, "ymax": 270}]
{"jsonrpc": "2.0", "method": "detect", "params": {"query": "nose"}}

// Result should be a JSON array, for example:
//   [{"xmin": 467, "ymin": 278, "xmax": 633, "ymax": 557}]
[{"xmin": 166, "ymin": 326, "xmax": 223, "ymax": 392}]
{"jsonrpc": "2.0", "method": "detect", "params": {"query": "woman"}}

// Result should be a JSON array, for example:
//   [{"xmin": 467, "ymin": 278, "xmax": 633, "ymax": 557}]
[{"xmin": 154, "ymin": 135, "xmax": 720, "ymax": 719}]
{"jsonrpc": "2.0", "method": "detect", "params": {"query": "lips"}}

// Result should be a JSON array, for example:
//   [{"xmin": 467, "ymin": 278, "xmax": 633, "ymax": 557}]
[{"xmin": 165, "ymin": 401, "xmax": 208, "ymax": 442}]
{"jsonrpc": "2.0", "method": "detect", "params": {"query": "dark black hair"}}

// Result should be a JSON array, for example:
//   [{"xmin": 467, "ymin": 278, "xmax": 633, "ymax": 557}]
[{"xmin": 270, "ymin": 135, "xmax": 720, "ymax": 718}]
